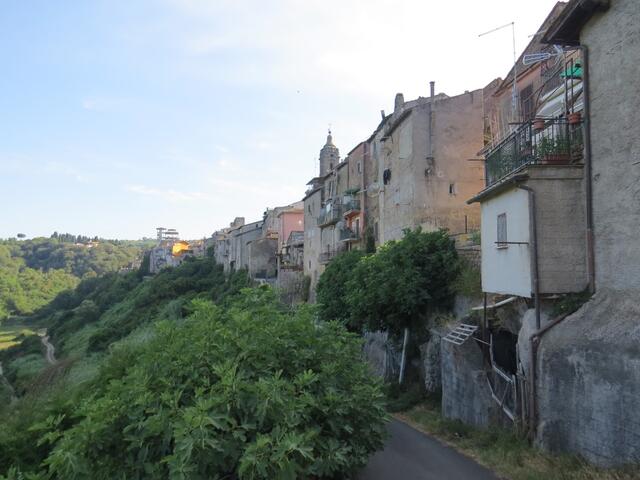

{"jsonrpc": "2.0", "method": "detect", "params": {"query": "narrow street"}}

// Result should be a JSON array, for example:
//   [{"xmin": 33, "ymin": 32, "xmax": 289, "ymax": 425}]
[{"xmin": 359, "ymin": 420, "xmax": 498, "ymax": 480}]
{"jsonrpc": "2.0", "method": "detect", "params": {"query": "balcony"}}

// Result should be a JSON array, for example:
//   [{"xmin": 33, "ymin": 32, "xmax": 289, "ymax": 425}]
[
  {"xmin": 343, "ymin": 198, "xmax": 361, "ymax": 216},
  {"xmin": 317, "ymin": 205, "xmax": 344, "ymax": 227},
  {"xmin": 485, "ymin": 118, "xmax": 583, "ymax": 187},
  {"xmin": 318, "ymin": 250, "xmax": 337, "ymax": 264},
  {"xmin": 339, "ymin": 226, "xmax": 360, "ymax": 242}
]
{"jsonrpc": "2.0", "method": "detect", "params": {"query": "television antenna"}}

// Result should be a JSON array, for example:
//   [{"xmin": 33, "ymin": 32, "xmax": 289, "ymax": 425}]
[
  {"xmin": 479, "ymin": 21, "xmax": 519, "ymax": 122},
  {"xmin": 523, "ymin": 45, "xmax": 564, "ymax": 66}
]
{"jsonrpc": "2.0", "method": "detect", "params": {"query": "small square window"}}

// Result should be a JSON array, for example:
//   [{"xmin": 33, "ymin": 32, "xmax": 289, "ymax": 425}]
[{"xmin": 497, "ymin": 213, "xmax": 507, "ymax": 248}]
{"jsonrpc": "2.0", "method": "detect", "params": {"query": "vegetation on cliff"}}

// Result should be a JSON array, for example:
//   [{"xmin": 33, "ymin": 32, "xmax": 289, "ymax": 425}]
[
  {"xmin": 0, "ymin": 235, "xmax": 151, "ymax": 321},
  {"xmin": 0, "ymin": 257, "xmax": 387, "ymax": 479}
]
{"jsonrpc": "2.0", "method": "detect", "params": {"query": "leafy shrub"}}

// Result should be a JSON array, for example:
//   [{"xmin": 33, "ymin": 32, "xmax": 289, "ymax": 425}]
[
  {"xmin": 453, "ymin": 258, "xmax": 482, "ymax": 298},
  {"xmin": 346, "ymin": 228, "xmax": 459, "ymax": 336},
  {"xmin": 40, "ymin": 289, "xmax": 387, "ymax": 479},
  {"xmin": 316, "ymin": 250, "xmax": 365, "ymax": 330}
]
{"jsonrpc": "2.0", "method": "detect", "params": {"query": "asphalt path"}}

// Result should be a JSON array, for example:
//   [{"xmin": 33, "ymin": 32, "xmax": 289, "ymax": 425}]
[{"xmin": 358, "ymin": 419, "xmax": 499, "ymax": 480}]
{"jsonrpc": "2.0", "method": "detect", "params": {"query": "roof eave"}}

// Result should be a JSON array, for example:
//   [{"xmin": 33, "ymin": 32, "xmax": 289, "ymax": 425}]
[{"xmin": 542, "ymin": 0, "xmax": 610, "ymax": 45}]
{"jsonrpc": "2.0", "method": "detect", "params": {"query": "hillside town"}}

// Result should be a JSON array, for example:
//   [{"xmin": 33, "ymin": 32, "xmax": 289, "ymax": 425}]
[{"xmin": 146, "ymin": 0, "xmax": 639, "ymax": 469}]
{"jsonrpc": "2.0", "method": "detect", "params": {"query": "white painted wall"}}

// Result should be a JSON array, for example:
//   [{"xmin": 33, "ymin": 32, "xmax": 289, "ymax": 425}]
[{"xmin": 480, "ymin": 188, "xmax": 532, "ymax": 297}]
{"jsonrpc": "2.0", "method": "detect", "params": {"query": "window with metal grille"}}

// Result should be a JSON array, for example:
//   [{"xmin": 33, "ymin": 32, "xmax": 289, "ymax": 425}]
[
  {"xmin": 497, "ymin": 213, "xmax": 507, "ymax": 248},
  {"xmin": 520, "ymin": 84, "xmax": 534, "ymax": 121}
]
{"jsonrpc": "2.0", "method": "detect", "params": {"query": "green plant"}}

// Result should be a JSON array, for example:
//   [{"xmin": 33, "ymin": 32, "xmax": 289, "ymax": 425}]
[
  {"xmin": 347, "ymin": 228, "xmax": 459, "ymax": 337},
  {"xmin": 316, "ymin": 250, "xmax": 365, "ymax": 330},
  {"xmin": 37, "ymin": 290, "xmax": 387, "ymax": 479},
  {"xmin": 551, "ymin": 290, "xmax": 592, "ymax": 317},
  {"xmin": 453, "ymin": 258, "xmax": 482, "ymax": 298}
]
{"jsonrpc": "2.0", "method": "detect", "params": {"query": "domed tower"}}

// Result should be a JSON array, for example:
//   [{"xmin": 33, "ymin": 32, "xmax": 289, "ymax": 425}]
[{"xmin": 318, "ymin": 130, "xmax": 339, "ymax": 177}]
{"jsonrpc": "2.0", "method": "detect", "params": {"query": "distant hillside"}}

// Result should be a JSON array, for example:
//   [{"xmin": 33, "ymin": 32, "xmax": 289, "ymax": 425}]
[{"xmin": 0, "ymin": 235, "xmax": 153, "ymax": 320}]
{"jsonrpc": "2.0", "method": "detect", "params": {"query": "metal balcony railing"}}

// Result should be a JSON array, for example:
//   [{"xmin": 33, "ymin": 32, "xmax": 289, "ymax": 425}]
[
  {"xmin": 318, "ymin": 251, "xmax": 336, "ymax": 264},
  {"xmin": 343, "ymin": 198, "xmax": 361, "ymax": 214},
  {"xmin": 339, "ymin": 226, "xmax": 360, "ymax": 242},
  {"xmin": 317, "ymin": 205, "xmax": 344, "ymax": 227},
  {"xmin": 485, "ymin": 118, "xmax": 584, "ymax": 187}
]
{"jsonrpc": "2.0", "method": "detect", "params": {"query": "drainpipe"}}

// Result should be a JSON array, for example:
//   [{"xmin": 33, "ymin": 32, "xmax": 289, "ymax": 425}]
[
  {"xmin": 428, "ymin": 81, "xmax": 435, "ymax": 160},
  {"xmin": 578, "ymin": 45, "xmax": 595, "ymax": 294},
  {"xmin": 528, "ymin": 313, "xmax": 569, "ymax": 438},
  {"xmin": 517, "ymin": 185, "xmax": 540, "ymax": 330}
]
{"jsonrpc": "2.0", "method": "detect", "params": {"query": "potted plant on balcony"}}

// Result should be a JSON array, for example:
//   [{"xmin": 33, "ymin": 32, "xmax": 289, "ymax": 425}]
[
  {"xmin": 568, "ymin": 111, "xmax": 582, "ymax": 125},
  {"xmin": 537, "ymin": 136, "xmax": 570, "ymax": 165},
  {"xmin": 533, "ymin": 117, "xmax": 545, "ymax": 131}
]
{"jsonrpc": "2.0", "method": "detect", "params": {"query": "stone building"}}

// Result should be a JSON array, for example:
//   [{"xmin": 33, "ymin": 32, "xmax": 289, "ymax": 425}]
[
  {"xmin": 528, "ymin": 0, "xmax": 640, "ymax": 466},
  {"xmin": 213, "ymin": 203, "xmax": 304, "ymax": 285},
  {"xmin": 372, "ymin": 88, "xmax": 485, "ymax": 244},
  {"xmin": 443, "ymin": 0, "xmax": 640, "ymax": 468}
]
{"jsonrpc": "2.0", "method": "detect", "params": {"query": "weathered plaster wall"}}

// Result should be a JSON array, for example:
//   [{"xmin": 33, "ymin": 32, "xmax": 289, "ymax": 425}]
[
  {"xmin": 583, "ymin": 0, "xmax": 640, "ymax": 291},
  {"xmin": 533, "ymin": 290, "xmax": 640, "ymax": 466},
  {"xmin": 415, "ymin": 91, "xmax": 484, "ymax": 235},
  {"xmin": 441, "ymin": 335, "xmax": 503, "ymax": 428},
  {"xmin": 278, "ymin": 211, "xmax": 304, "ymax": 251},
  {"xmin": 378, "ymin": 91, "xmax": 484, "ymax": 243},
  {"xmin": 230, "ymin": 222, "xmax": 263, "ymax": 271},
  {"xmin": 530, "ymin": 165, "xmax": 587, "ymax": 293},
  {"xmin": 303, "ymin": 189, "xmax": 323, "ymax": 302},
  {"xmin": 248, "ymin": 237, "xmax": 278, "ymax": 279}
]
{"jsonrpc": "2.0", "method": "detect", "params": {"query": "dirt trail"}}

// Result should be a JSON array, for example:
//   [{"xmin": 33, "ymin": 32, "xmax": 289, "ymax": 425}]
[{"xmin": 41, "ymin": 334, "xmax": 56, "ymax": 365}]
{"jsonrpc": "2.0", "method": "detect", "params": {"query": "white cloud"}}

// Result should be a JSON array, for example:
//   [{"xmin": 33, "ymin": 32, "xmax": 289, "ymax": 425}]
[
  {"xmin": 44, "ymin": 162, "xmax": 91, "ymax": 183},
  {"xmin": 125, "ymin": 184, "xmax": 210, "ymax": 202},
  {"xmin": 162, "ymin": 0, "xmax": 563, "ymax": 101}
]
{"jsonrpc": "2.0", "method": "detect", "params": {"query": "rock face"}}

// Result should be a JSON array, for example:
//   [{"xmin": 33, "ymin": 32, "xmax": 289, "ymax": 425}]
[
  {"xmin": 362, "ymin": 331, "xmax": 401, "ymax": 381},
  {"xmin": 441, "ymin": 334, "xmax": 502, "ymax": 428},
  {"xmin": 419, "ymin": 328, "xmax": 444, "ymax": 393},
  {"xmin": 533, "ymin": 290, "xmax": 640, "ymax": 467}
]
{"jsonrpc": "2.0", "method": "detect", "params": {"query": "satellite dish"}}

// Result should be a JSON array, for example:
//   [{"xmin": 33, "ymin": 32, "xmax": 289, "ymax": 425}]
[{"xmin": 365, "ymin": 182, "xmax": 381, "ymax": 196}]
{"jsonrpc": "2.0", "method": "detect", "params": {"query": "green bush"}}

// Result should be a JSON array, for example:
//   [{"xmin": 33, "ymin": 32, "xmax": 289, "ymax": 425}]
[
  {"xmin": 316, "ymin": 250, "xmax": 364, "ymax": 331},
  {"xmin": 39, "ymin": 289, "xmax": 387, "ymax": 479}
]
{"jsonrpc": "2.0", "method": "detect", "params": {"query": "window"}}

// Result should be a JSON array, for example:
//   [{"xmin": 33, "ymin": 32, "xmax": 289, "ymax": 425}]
[
  {"xmin": 383, "ymin": 168, "xmax": 392, "ymax": 185},
  {"xmin": 449, "ymin": 183, "xmax": 456, "ymax": 195},
  {"xmin": 357, "ymin": 161, "xmax": 362, "ymax": 173},
  {"xmin": 497, "ymin": 213, "xmax": 507, "ymax": 248},
  {"xmin": 520, "ymin": 84, "xmax": 534, "ymax": 121}
]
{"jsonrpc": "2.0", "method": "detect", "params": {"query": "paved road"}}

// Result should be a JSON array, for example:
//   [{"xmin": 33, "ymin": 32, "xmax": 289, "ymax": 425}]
[{"xmin": 358, "ymin": 420, "xmax": 499, "ymax": 480}]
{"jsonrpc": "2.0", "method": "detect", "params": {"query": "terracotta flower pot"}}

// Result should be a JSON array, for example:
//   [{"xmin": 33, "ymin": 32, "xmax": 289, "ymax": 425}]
[
  {"xmin": 568, "ymin": 112, "xmax": 582, "ymax": 125},
  {"xmin": 543, "ymin": 153, "xmax": 571, "ymax": 165},
  {"xmin": 533, "ymin": 118, "xmax": 545, "ymax": 131}
]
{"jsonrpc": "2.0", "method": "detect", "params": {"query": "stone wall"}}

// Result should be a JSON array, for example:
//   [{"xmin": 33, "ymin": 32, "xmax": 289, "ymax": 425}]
[
  {"xmin": 362, "ymin": 331, "xmax": 401, "ymax": 381},
  {"xmin": 303, "ymin": 189, "xmax": 323, "ymax": 301},
  {"xmin": 583, "ymin": 0, "xmax": 640, "ymax": 291},
  {"xmin": 531, "ymin": 290, "xmax": 640, "ymax": 467},
  {"xmin": 441, "ymin": 334, "xmax": 503, "ymax": 428}
]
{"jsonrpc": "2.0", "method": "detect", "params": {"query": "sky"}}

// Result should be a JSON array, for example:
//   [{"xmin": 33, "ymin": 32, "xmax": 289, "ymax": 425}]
[{"xmin": 0, "ymin": 0, "xmax": 562, "ymax": 240}]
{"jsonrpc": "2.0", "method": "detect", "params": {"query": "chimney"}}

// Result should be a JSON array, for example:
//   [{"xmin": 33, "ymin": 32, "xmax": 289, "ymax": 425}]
[
  {"xmin": 394, "ymin": 93, "xmax": 404, "ymax": 112},
  {"xmin": 380, "ymin": 109, "xmax": 386, "ymax": 120}
]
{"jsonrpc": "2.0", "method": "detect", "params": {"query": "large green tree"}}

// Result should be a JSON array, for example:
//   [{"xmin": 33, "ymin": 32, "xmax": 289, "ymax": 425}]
[
  {"xmin": 316, "ymin": 249, "xmax": 364, "ymax": 331},
  {"xmin": 346, "ymin": 228, "xmax": 459, "ymax": 382}
]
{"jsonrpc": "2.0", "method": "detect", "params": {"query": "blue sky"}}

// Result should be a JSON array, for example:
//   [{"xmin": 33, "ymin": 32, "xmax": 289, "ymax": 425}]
[{"xmin": 0, "ymin": 0, "xmax": 560, "ymax": 239}]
